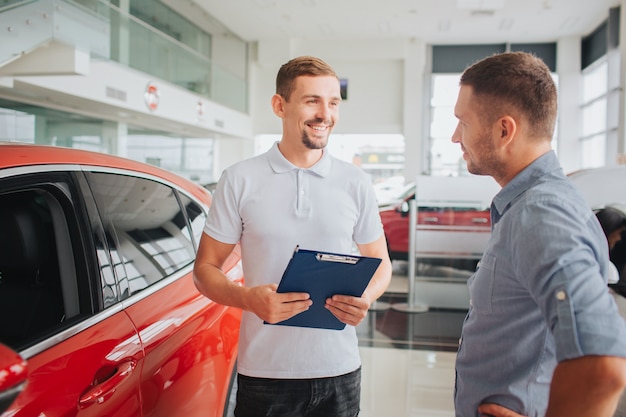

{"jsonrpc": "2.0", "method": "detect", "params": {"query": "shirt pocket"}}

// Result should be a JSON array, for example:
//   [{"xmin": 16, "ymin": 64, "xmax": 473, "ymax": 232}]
[{"xmin": 469, "ymin": 253, "xmax": 496, "ymax": 315}]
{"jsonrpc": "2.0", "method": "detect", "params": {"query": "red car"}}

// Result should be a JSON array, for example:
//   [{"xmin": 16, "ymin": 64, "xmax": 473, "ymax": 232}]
[
  {"xmin": 0, "ymin": 143, "xmax": 243, "ymax": 417},
  {"xmin": 380, "ymin": 179, "xmax": 495, "ymax": 269}
]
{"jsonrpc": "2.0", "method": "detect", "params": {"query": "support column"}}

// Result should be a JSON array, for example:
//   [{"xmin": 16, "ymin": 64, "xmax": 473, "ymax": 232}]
[
  {"xmin": 403, "ymin": 39, "xmax": 426, "ymax": 181},
  {"xmin": 556, "ymin": 37, "xmax": 582, "ymax": 173}
]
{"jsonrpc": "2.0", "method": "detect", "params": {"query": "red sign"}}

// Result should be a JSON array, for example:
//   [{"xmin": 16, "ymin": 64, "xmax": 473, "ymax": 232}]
[{"xmin": 144, "ymin": 83, "xmax": 159, "ymax": 111}]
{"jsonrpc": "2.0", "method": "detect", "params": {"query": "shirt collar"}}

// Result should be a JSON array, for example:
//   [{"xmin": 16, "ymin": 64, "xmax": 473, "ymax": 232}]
[
  {"xmin": 267, "ymin": 141, "xmax": 332, "ymax": 177},
  {"xmin": 491, "ymin": 150, "xmax": 560, "ymax": 223}
]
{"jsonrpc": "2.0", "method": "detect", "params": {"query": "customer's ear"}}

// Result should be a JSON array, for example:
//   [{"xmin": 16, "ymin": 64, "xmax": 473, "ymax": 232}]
[{"xmin": 498, "ymin": 115, "xmax": 517, "ymax": 146}]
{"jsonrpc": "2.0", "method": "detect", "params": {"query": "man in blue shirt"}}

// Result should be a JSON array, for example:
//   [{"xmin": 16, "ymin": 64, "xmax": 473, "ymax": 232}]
[{"xmin": 452, "ymin": 51, "xmax": 626, "ymax": 417}]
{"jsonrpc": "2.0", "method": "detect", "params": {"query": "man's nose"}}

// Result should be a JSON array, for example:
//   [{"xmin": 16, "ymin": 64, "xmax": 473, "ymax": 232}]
[{"xmin": 451, "ymin": 122, "xmax": 461, "ymax": 143}]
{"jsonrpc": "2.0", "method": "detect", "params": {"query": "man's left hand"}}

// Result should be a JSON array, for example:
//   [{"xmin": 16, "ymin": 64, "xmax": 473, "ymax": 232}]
[{"xmin": 325, "ymin": 295, "xmax": 370, "ymax": 326}]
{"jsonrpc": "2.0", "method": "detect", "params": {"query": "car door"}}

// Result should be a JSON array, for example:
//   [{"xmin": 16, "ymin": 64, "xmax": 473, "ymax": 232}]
[
  {"xmin": 0, "ymin": 169, "xmax": 144, "ymax": 417},
  {"xmin": 83, "ymin": 170, "xmax": 241, "ymax": 417}
]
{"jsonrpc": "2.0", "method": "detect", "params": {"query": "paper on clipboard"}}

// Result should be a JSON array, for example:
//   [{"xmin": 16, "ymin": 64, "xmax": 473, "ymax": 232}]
[{"xmin": 267, "ymin": 246, "xmax": 382, "ymax": 330}]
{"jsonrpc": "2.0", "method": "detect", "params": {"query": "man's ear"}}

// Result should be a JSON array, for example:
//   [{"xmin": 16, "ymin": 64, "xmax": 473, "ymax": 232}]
[
  {"xmin": 498, "ymin": 115, "xmax": 517, "ymax": 146},
  {"xmin": 271, "ymin": 94, "xmax": 285, "ymax": 118}
]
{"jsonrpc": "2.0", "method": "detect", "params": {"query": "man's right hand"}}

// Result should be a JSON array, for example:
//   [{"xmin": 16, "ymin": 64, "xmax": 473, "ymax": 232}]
[{"xmin": 245, "ymin": 284, "xmax": 312, "ymax": 323}]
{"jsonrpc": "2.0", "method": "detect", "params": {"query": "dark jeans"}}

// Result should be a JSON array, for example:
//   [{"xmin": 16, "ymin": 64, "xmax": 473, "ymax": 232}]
[{"xmin": 234, "ymin": 367, "xmax": 361, "ymax": 417}]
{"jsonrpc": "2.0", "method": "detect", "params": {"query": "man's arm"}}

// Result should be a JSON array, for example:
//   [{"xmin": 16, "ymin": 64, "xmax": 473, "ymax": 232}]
[
  {"xmin": 324, "ymin": 234, "xmax": 392, "ymax": 326},
  {"xmin": 193, "ymin": 233, "xmax": 312, "ymax": 323},
  {"xmin": 477, "ymin": 355, "xmax": 626, "ymax": 417},
  {"xmin": 545, "ymin": 355, "xmax": 626, "ymax": 416}
]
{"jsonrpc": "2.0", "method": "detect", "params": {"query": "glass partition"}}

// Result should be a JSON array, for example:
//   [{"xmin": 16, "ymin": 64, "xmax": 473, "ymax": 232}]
[{"xmin": 66, "ymin": 0, "xmax": 248, "ymax": 112}]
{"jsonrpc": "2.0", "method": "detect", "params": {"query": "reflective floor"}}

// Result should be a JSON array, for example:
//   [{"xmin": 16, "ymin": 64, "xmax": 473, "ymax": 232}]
[{"xmin": 356, "ymin": 260, "xmax": 468, "ymax": 417}]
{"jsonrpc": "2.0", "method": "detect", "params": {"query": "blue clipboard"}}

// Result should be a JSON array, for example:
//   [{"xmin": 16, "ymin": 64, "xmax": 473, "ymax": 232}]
[{"xmin": 267, "ymin": 246, "xmax": 382, "ymax": 330}]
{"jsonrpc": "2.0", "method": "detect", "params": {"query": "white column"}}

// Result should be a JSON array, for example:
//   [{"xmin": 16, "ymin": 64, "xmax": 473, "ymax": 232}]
[
  {"xmin": 102, "ymin": 121, "xmax": 128, "ymax": 157},
  {"xmin": 403, "ymin": 38, "xmax": 427, "ymax": 181}
]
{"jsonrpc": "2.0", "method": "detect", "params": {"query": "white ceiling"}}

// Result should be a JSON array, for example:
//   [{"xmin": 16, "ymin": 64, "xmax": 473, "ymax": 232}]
[{"xmin": 191, "ymin": 0, "xmax": 620, "ymax": 44}]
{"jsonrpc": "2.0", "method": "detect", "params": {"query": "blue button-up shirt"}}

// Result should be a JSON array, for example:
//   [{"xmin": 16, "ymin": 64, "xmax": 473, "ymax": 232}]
[{"xmin": 454, "ymin": 151, "xmax": 626, "ymax": 417}]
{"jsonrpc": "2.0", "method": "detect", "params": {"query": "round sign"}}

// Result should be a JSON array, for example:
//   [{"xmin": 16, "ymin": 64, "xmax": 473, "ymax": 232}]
[{"xmin": 144, "ymin": 83, "xmax": 160, "ymax": 111}]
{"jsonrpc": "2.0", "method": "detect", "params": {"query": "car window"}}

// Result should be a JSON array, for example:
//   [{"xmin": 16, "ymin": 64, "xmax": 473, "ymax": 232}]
[
  {"xmin": 178, "ymin": 192, "xmax": 207, "ymax": 251},
  {"xmin": 0, "ymin": 184, "xmax": 85, "ymax": 351},
  {"xmin": 85, "ymin": 172, "xmax": 197, "ymax": 297}
]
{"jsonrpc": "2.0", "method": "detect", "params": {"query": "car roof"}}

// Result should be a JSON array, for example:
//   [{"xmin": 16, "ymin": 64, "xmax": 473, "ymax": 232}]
[
  {"xmin": 0, "ymin": 142, "xmax": 211, "ymax": 203},
  {"xmin": 568, "ymin": 166, "xmax": 626, "ymax": 210}
]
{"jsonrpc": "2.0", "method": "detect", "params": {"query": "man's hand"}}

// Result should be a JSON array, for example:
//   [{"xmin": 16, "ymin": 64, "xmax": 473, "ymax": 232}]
[
  {"xmin": 246, "ymin": 284, "xmax": 312, "ymax": 324},
  {"xmin": 478, "ymin": 403, "xmax": 526, "ymax": 417},
  {"xmin": 325, "ymin": 294, "xmax": 370, "ymax": 326}
]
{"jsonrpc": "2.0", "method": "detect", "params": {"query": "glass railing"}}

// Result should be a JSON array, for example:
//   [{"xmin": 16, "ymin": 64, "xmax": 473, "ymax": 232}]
[
  {"xmin": 0, "ymin": 0, "xmax": 32, "ymax": 11},
  {"xmin": 1, "ymin": 0, "xmax": 248, "ymax": 113}
]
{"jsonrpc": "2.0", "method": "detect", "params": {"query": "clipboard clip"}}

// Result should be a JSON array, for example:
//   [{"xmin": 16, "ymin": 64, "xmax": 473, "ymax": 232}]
[{"xmin": 316, "ymin": 253, "xmax": 359, "ymax": 264}]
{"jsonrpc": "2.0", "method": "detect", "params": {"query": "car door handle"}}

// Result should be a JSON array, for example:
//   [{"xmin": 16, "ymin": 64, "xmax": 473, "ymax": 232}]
[
  {"xmin": 471, "ymin": 218, "xmax": 488, "ymax": 223},
  {"xmin": 422, "ymin": 217, "xmax": 439, "ymax": 223},
  {"xmin": 78, "ymin": 360, "xmax": 137, "ymax": 408}
]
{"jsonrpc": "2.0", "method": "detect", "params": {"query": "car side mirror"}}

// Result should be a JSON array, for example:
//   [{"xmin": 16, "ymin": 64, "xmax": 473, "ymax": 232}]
[{"xmin": 0, "ymin": 344, "xmax": 28, "ymax": 414}]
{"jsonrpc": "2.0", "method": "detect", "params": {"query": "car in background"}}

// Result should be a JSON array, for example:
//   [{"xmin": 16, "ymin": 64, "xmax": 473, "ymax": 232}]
[
  {"xmin": 202, "ymin": 181, "xmax": 219, "ymax": 195},
  {"xmin": 373, "ymin": 176, "xmax": 407, "ymax": 207},
  {"xmin": 380, "ymin": 176, "xmax": 499, "ymax": 269},
  {"xmin": 378, "ymin": 181, "xmax": 416, "ymax": 210},
  {"xmin": 567, "ymin": 165, "xmax": 626, "ymax": 211},
  {"xmin": 0, "ymin": 143, "xmax": 243, "ymax": 417}
]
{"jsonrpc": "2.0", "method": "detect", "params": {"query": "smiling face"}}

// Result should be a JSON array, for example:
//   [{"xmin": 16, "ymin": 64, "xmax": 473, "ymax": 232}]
[
  {"xmin": 451, "ymin": 85, "xmax": 505, "ymax": 178},
  {"xmin": 276, "ymin": 75, "xmax": 341, "ymax": 151}
]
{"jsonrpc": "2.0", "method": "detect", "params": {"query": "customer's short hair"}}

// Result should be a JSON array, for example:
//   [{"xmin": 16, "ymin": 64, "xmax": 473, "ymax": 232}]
[
  {"xmin": 460, "ymin": 51, "xmax": 557, "ymax": 140},
  {"xmin": 276, "ymin": 56, "xmax": 338, "ymax": 102}
]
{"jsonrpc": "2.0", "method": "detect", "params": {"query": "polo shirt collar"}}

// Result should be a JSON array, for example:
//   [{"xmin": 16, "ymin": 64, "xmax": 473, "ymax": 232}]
[{"xmin": 267, "ymin": 141, "xmax": 331, "ymax": 177}]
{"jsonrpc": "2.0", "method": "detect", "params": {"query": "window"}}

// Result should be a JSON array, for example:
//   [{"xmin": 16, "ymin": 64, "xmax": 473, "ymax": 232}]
[
  {"xmin": 581, "ymin": 59, "xmax": 609, "ymax": 168},
  {"xmin": 178, "ymin": 193, "xmax": 207, "ymax": 251},
  {"xmin": 86, "ymin": 172, "xmax": 198, "ymax": 297},
  {"xmin": 0, "ymin": 182, "xmax": 85, "ymax": 351},
  {"xmin": 429, "ymin": 74, "xmax": 463, "ymax": 176},
  {"xmin": 430, "ymin": 43, "xmax": 558, "ymax": 176}
]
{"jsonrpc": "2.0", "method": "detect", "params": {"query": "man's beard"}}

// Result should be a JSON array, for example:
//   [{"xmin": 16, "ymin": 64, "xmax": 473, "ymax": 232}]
[
  {"xmin": 301, "ymin": 119, "xmax": 332, "ymax": 150},
  {"xmin": 302, "ymin": 131, "xmax": 327, "ymax": 150},
  {"xmin": 465, "ymin": 134, "xmax": 505, "ymax": 178}
]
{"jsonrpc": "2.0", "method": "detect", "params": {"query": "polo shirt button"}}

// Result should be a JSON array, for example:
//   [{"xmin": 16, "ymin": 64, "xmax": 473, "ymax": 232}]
[
  {"xmin": 469, "ymin": 299, "xmax": 473, "ymax": 306},
  {"xmin": 556, "ymin": 290, "xmax": 566, "ymax": 301}
]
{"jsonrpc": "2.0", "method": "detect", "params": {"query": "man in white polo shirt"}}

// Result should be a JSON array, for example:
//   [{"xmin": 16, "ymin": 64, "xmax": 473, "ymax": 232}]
[{"xmin": 193, "ymin": 56, "xmax": 392, "ymax": 417}]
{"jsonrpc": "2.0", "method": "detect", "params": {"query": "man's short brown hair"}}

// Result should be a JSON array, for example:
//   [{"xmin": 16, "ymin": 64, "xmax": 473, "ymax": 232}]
[
  {"xmin": 276, "ymin": 56, "xmax": 338, "ymax": 102},
  {"xmin": 460, "ymin": 51, "xmax": 557, "ymax": 139}
]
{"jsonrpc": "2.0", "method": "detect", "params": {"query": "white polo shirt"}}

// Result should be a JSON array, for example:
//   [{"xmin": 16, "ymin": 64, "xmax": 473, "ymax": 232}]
[{"xmin": 204, "ymin": 142, "xmax": 383, "ymax": 378}]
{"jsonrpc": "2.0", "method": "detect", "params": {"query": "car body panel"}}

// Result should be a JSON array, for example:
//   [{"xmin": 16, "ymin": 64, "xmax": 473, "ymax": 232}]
[
  {"xmin": 6, "ymin": 310, "xmax": 143, "ymax": 417},
  {"xmin": 126, "ymin": 274, "xmax": 240, "ymax": 417}
]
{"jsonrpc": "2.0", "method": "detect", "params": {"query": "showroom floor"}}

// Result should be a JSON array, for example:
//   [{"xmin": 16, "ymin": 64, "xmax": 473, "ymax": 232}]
[{"xmin": 356, "ymin": 260, "xmax": 468, "ymax": 417}]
